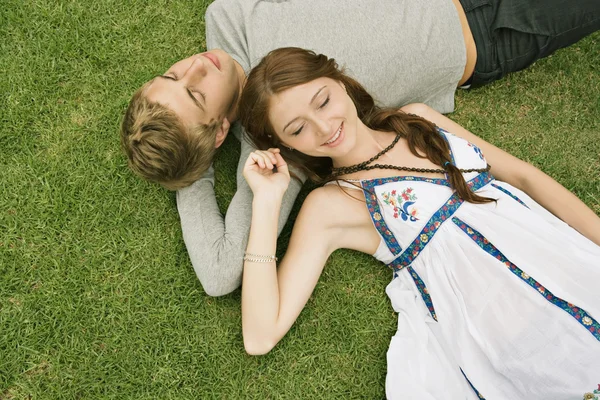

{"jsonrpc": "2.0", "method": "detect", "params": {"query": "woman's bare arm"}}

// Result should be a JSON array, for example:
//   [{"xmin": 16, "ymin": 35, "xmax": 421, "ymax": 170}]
[{"xmin": 402, "ymin": 103, "xmax": 600, "ymax": 246}]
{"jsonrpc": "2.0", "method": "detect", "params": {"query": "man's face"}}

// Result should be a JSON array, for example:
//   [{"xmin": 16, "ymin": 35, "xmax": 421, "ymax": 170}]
[{"xmin": 144, "ymin": 49, "xmax": 241, "ymax": 128}]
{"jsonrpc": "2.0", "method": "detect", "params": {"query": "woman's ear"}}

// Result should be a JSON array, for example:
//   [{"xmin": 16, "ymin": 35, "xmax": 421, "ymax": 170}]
[{"xmin": 214, "ymin": 117, "xmax": 231, "ymax": 148}]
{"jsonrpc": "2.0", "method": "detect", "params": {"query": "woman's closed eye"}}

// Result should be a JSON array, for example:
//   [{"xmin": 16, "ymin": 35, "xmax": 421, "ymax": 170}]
[
  {"xmin": 318, "ymin": 96, "xmax": 330, "ymax": 109},
  {"xmin": 291, "ymin": 125, "xmax": 304, "ymax": 136},
  {"xmin": 290, "ymin": 95, "xmax": 330, "ymax": 136}
]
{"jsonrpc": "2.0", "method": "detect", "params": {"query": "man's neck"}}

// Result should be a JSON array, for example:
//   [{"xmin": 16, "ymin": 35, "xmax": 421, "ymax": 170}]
[{"xmin": 230, "ymin": 60, "xmax": 247, "ymax": 122}]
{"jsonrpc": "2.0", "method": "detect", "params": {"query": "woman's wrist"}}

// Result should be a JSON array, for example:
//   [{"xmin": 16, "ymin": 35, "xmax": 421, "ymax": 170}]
[
  {"xmin": 253, "ymin": 190, "xmax": 285, "ymax": 207},
  {"xmin": 251, "ymin": 192, "xmax": 284, "ymax": 227}
]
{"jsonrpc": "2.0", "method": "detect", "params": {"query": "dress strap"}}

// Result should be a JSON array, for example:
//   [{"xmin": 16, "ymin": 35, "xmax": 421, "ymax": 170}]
[{"xmin": 324, "ymin": 179, "xmax": 363, "ymax": 190}]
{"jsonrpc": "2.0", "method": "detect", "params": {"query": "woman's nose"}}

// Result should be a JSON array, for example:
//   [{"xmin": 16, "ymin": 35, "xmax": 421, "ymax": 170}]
[{"xmin": 314, "ymin": 117, "xmax": 331, "ymax": 136}]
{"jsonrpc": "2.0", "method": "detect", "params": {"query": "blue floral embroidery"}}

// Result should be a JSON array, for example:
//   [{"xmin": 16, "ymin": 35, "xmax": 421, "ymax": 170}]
[
  {"xmin": 466, "ymin": 172, "xmax": 491, "ymax": 191},
  {"xmin": 408, "ymin": 266, "xmax": 437, "ymax": 321},
  {"xmin": 467, "ymin": 142, "xmax": 485, "ymax": 160},
  {"xmin": 363, "ymin": 171, "xmax": 493, "ymax": 263},
  {"xmin": 437, "ymin": 127, "xmax": 456, "ymax": 165},
  {"xmin": 389, "ymin": 192, "xmax": 463, "ymax": 270},
  {"xmin": 461, "ymin": 369, "xmax": 486, "ymax": 399},
  {"xmin": 491, "ymin": 183, "xmax": 529, "ymax": 208},
  {"xmin": 387, "ymin": 172, "xmax": 493, "ymax": 271},
  {"xmin": 363, "ymin": 175, "xmax": 450, "ymax": 188},
  {"xmin": 363, "ymin": 190, "xmax": 403, "ymax": 256},
  {"xmin": 362, "ymin": 176, "xmax": 451, "ymax": 256},
  {"xmin": 381, "ymin": 187, "xmax": 419, "ymax": 221},
  {"xmin": 452, "ymin": 217, "xmax": 600, "ymax": 342}
]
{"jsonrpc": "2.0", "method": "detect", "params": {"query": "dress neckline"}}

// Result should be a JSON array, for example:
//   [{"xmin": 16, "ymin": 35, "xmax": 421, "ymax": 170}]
[{"xmin": 337, "ymin": 174, "xmax": 451, "ymax": 187}]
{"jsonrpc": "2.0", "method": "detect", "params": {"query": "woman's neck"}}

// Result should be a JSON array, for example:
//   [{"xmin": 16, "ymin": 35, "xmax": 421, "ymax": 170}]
[{"xmin": 331, "ymin": 122, "xmax": 397, "ymax": 170}]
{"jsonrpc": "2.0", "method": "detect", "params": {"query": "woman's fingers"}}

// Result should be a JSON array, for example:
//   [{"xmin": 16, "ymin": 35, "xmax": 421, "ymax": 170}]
[
  {"xmin": 243, "ymin": 148, "xmax": 290, "ymax": 195},
  {"xmin": 263, "ymin": 149, "xmax": 278, "ymax": 166},
  {"xmin": 247, "ymin": 152, "xmax": 264, "ymax": 169},
  {"xmin": 273, "ymin": 152, "xmax": 289, "ymax": 176},
  {"xmin": 245, "ymin": 148, "xmax": 286, "ymax": 172},
  {"xmin": 248, "ymin": 150, "xmax": 277, "ymax": 170}
]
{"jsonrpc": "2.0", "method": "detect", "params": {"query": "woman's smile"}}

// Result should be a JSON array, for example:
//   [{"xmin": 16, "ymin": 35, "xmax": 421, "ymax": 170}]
[{"xmin": 321, "ymin": 122, "xmax": 344, "ymax": 147}]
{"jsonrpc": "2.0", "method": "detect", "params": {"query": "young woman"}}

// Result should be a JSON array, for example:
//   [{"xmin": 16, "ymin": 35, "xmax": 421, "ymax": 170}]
[{"xmin": 237, "ymin": 47, "xmax": 600, "ymax": 399}]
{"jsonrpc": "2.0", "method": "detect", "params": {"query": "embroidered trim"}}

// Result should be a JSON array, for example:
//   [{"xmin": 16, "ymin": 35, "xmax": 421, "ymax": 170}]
[
  {"xmin": 386, "ymin": 172, "xmax": 493, "ymax": 271},
  {"xmin": 491, "ymin": 183, "xmax": 529, "ymax": 208},
  {"xmin": 466, "ymin": 172, "xmax": 492, "ymax": 191},
  {"xmin": 389, "ymin": 192, "xmax": 463, "ymax": 270},
  {"xmin": 467, "ymin": 142, "xmax": 485, "ymax": 161},
  {"xmin": 461, "ymin": 369, "xmax": 486, "ymax": 399},
  {"xmin": 437, "ymin": 127, "xmax": 456, "ymax": 165},
  {"xmin": 452, "ymin": 217, "xmax": 600, "ymax": 342},
  {"xmin": 364, "ymin": 190, "xmax": 403, "ymax": 256},
  {"xmin": 408, "ymin": 266, "xmax": 437, "ymax": 321},
  {"xmin": 363, "ymin": 175, "xmax": 450, "ymax": 188},
  {"xmin": 362, "ymin": 176, "xmax": 451, "ymax": 256}
]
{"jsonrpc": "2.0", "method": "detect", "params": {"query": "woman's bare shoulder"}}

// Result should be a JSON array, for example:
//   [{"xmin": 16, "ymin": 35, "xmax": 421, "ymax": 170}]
[
  {"xmin": 299, "ymin": 184, "xmax": 367, "ymax": 227},
  {"xmin": 306, "ymin": 184, "xmax": 363, "ymax": 206}
]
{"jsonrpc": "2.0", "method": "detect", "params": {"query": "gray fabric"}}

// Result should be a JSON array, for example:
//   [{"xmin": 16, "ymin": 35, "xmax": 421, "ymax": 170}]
[
  {"xmin": 206, "ymin": 0, "xmax": 466, "ymax": 113},
  {"xmin": 178, "ymin": 0, "xmax": 466, "ymax": 296},
  {"xmin": 176, "ymin": 128, "xmax": 304, "ymax": 296}
]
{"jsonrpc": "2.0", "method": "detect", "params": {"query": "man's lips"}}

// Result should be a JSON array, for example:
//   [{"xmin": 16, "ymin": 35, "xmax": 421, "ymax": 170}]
[{"xmin": 201, "ymin": 53, "xmax": 221, "ymax": 70}]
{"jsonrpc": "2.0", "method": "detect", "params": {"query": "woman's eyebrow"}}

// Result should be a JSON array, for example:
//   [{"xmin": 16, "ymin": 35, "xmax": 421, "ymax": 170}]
[{"xmin": 310, "ymin": 86, "xmax": 327, "ymax": 104}]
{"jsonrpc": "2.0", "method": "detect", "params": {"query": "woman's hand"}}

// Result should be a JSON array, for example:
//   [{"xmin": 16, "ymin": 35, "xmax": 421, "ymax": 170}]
[{"xmin": 243, "ymin": 148, "xmax": 290, "ymax": 198}]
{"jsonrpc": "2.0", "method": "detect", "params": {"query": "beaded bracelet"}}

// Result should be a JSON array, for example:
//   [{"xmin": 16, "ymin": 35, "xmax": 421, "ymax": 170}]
[{"xmin": 243, "ymin": 252, "xmax": 278, "ymax": 263}]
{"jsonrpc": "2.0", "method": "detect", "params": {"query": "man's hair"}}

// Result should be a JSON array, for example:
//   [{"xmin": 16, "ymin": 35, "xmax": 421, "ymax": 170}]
[{"xmin": 120, "ymin": 81, "xmax": 220, "ymax": 191}]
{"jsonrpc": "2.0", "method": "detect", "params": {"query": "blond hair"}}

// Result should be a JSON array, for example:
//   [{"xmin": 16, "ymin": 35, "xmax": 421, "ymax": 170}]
[{"xmin": 120, "ymin": 82, "xmax": 220, "ymax": 190}]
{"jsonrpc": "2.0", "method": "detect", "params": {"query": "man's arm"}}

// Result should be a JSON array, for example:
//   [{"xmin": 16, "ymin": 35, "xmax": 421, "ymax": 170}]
[{"xmin": 176, "ymin": 135, "xmax": 304, "ymax": 297}]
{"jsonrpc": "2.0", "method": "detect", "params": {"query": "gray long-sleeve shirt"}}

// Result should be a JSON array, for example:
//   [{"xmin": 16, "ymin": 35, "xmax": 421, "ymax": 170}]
[{"xmin": 177, "ymin": 0, "xmax": 466, "ymax": 296}]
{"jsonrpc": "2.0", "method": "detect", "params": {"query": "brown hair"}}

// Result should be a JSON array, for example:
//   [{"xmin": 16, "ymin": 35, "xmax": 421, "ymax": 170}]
[
  {"xmin": 120, "ymin": 81, "xmax": 220, "ymax": 191},
  {"xmin": 239, "ymin": 47, "xmax": 492, "ymax": 204}
]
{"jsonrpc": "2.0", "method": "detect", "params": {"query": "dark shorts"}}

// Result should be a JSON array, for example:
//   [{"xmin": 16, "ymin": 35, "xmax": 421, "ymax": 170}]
[{"xmin": 459, "ymin": 0, "xmax": 600, "ymax": 87}]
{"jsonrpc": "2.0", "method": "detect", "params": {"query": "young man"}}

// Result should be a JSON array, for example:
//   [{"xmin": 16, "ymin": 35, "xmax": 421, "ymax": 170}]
[{"xmin": 120, "ymin": 0, "xmax": 599, "ymax": 296}]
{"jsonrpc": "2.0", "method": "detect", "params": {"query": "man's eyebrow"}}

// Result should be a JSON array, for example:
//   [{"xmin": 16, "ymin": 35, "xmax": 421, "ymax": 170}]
[
  {"xmin": 156, "ymin": 75, "xmax": 175, "ymax": 81},
  {"xmin": 283, "ymin": 85, "xmax": 327, "ymax": 132},
  {"xmin": 155, "ymin": 75, "xmax": 205, "ymax": 112}
]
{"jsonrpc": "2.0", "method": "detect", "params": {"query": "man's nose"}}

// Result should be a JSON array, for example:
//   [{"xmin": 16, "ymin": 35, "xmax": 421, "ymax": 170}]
[{"xmin": 183, "ymin": 57, "xmax": 208, "ymax": 82}]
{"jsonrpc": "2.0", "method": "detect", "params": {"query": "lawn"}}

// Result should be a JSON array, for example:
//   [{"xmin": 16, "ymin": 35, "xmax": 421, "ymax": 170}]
[{"xmin": 1, "ymin": 0, "xmax": 599, "ymax": 398}]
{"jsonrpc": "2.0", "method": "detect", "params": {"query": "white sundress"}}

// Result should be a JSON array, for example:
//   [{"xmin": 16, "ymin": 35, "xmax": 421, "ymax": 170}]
[{"xmin": 349, "ymin": 129, "xmax": 600, "ymax": 399}]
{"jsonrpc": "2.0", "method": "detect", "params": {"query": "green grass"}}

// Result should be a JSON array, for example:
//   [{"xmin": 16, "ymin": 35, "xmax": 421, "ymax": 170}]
[{"xmin": 1, "ymin": 0, "xmax": 599, "ymax": 398}]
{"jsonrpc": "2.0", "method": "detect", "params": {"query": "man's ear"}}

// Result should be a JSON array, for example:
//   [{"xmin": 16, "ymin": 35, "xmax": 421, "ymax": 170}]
[{"xmin": 214, "ymin": 118, "xmax": 231, "ymax": 149}]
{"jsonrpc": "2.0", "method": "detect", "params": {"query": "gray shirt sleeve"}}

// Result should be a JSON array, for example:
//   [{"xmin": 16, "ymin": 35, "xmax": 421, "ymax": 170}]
[{"xmin": 176, "ymin": 135, "xmax": 304, "ymax": 297}]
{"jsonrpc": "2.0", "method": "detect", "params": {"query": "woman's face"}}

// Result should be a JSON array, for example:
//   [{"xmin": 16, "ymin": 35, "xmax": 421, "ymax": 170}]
[{"xmin": 268, "ymin": 77, "xmax": 359, "ymax": 159}]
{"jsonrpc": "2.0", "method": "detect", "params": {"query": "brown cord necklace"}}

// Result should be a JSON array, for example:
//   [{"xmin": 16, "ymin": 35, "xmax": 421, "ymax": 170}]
[{"xmin": 330, "ymin": 133, "xmax": 490, "ymax": 178}]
